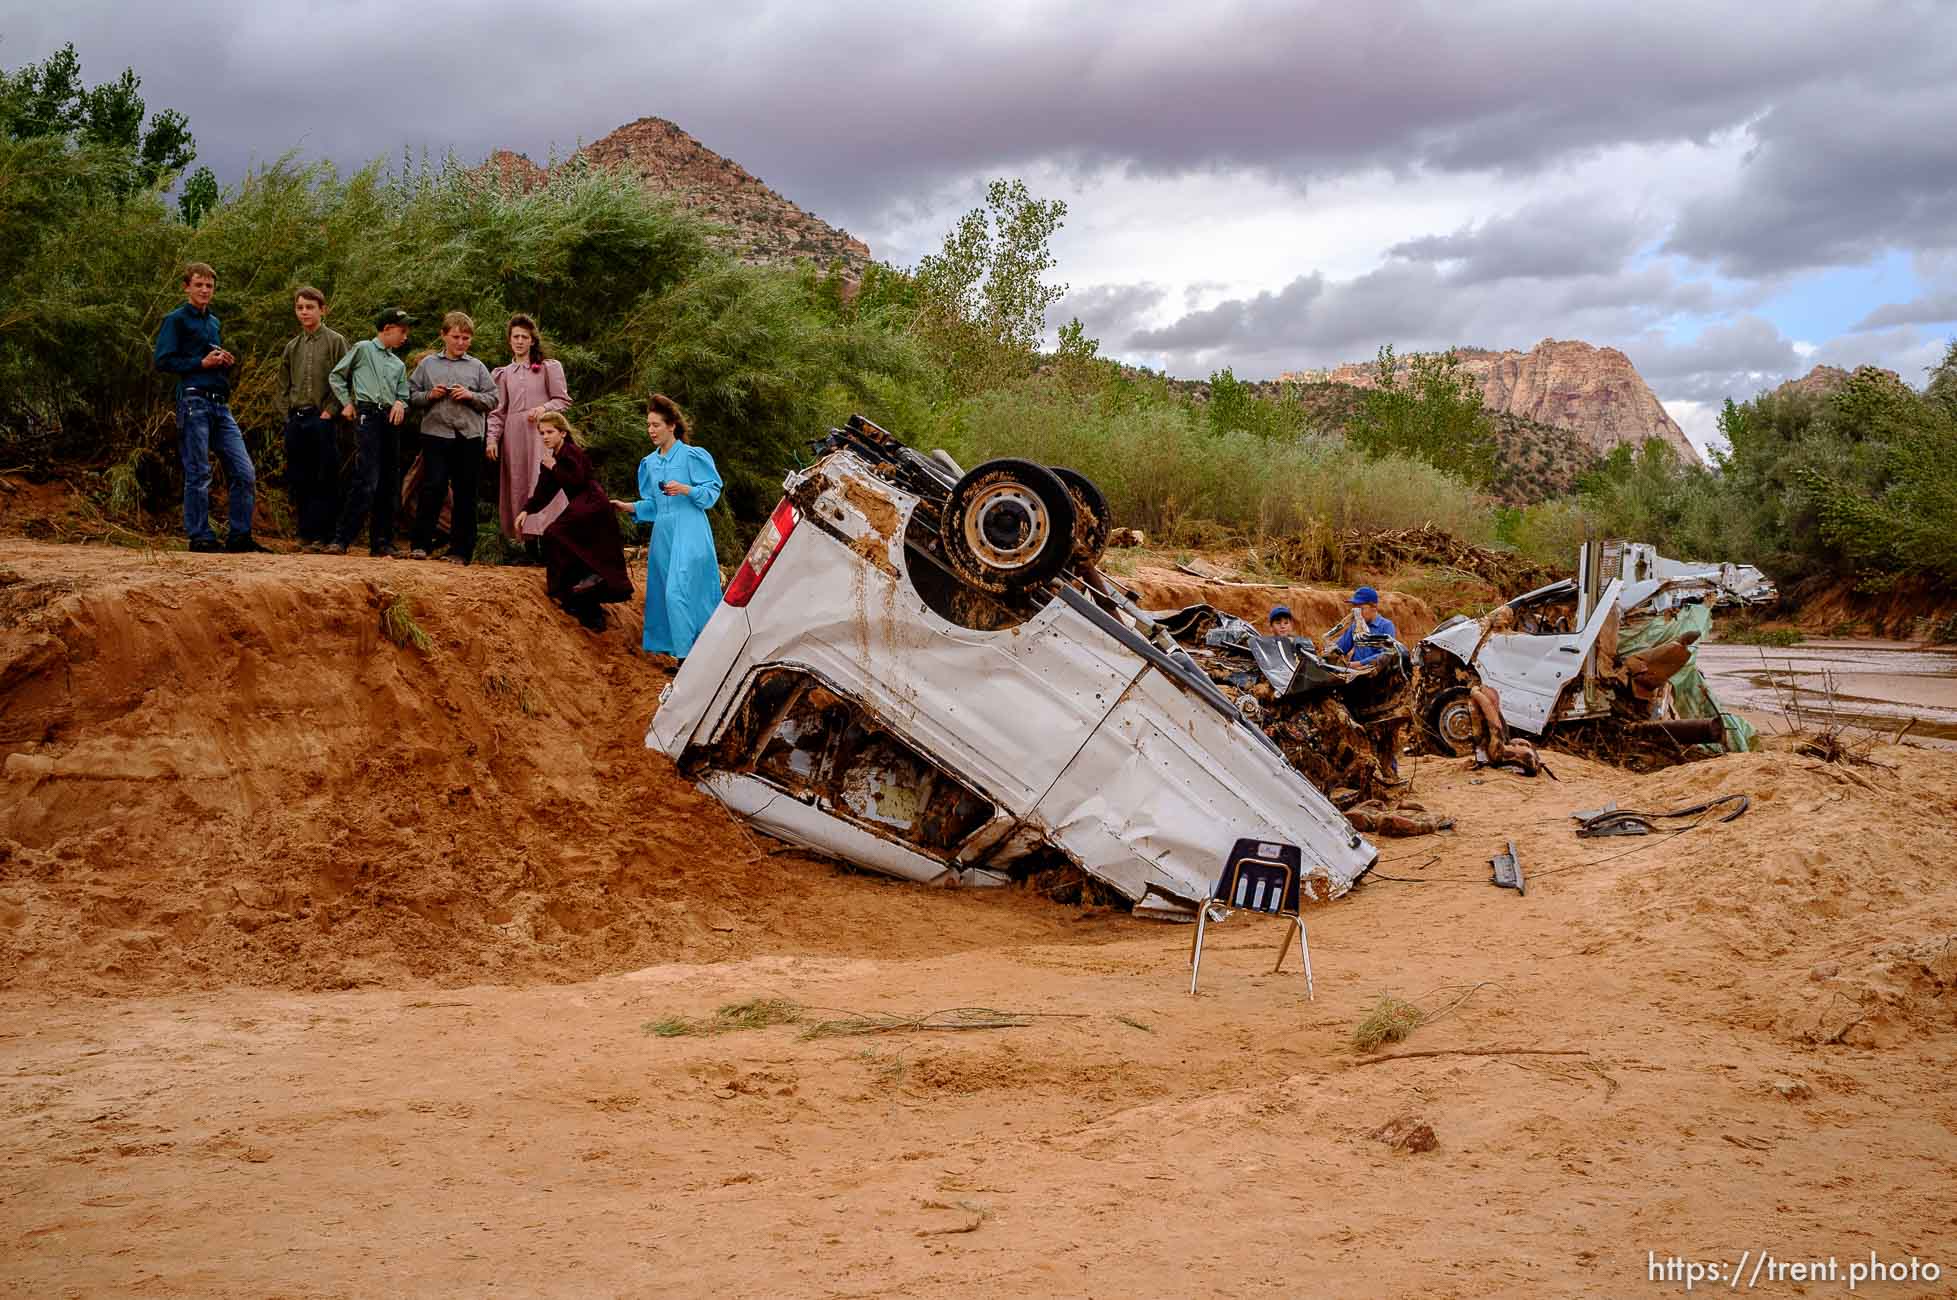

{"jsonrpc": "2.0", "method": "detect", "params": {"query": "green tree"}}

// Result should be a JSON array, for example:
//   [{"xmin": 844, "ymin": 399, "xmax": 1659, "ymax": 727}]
[
  {"xmin": 1799, "ymin": 355, "xmax": 1957, "ymax": 584},
  {"xmin": 1345, "ymin": 344, "xmax": 1498, "ymax": 485},
  {"xmin": 0, "ymin": 43, "xmax": 196, "ymax": 191},
  {"xmin": 910, "ymin": 178, "xmax": 1068, "ymax": 390},
  {"xmin": 1053, "ymin": 316, "xmax": 1097, "ymax": 364},
  {"xmin": 1923, "ymin": 338, "xmax": 1957, "ymax": 416},
  {"xmin": 1207, "ymin": 366, "xmax": 1254, "ymax": 436},
  {"xmin": 177, "ymin": 165, "xmax": 218, "ymax": 225},
  {"xmin": 1203, "ymin": 366, "xmax": 1311, "ymax": 439}
]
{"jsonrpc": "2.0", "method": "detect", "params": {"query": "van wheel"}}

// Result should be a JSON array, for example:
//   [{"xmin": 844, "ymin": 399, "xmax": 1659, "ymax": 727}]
[
  {"xmin": 1048, "ymin": 466, "xmax": 1110, "ymax": 569},
  {"xmin": 1428, "ymin": 688, "xmax": 1476, "ymax": 757},
  {"xmin": 944, "ymin": 460, "xmax": 1078, "ymax": 594}
]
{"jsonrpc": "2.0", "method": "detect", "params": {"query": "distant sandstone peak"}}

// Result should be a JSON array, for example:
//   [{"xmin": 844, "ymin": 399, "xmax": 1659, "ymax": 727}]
[
  {"xmin": 481, "ymin": 117, "xmax": 872, "ymax": 278},
  {"xmin": 480, "ymin": 148, "xmax": 547, "ymax": 191},
  {"xmin": 1772, "ymin": 363, "xmax": 1906, "ymax": 398},
  {"xmin": 1286, "ymin": 337, "xmax": 1703, "ymax": 467}
]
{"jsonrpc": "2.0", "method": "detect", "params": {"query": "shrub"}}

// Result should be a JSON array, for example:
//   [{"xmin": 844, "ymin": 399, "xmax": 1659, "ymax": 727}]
[{"xmin": 936, "ymin": 382, "xmax": 1493, "ymax": 542}]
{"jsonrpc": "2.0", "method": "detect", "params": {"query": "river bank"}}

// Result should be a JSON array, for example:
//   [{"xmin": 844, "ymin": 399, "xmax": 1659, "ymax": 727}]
[{"xmin": 1702, "ymin": 637, "xmax": 1957, "ymax": 748}]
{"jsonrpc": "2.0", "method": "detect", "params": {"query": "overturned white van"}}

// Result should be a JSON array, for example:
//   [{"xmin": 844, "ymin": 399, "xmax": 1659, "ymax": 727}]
[{"xmin": 646, "ymin": 416, "xmax": 1377, "ymax": 913}]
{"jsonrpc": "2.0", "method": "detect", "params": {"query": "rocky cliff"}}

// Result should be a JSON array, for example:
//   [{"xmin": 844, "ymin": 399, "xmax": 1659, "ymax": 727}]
[
  {"xmin": 1771, "ymin": 364, "xmax": 1905, "ymax": 399},
  {"xmin": 483, "ymin": 118, "xmax": 872, "ymax": 278},
  {"xmin": 1289, "ymin": 338, "xmax": 1702, "ymax": 467}
]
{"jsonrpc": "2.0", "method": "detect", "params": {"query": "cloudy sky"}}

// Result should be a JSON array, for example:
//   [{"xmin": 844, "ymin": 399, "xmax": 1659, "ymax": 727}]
[{"xmin": 9, "ymin": 0, "xmax": 1956, "ymax": 453}]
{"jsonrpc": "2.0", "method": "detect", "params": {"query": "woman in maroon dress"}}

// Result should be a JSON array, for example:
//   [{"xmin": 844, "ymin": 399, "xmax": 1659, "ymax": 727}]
[{"xmin": 515, "ymin": 413, "xmax": 632, "ymax": 630}]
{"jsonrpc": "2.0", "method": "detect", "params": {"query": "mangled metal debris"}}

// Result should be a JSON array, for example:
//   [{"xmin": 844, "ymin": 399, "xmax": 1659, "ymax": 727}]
[
  {"xmin": 1572, "ymin": 794, "xmax": 1750, "ymax": 839},
  {"xmin": 1489, "ymin": 841, "xmax": 1526, "ymax": 896},
  {"xmin": 1145, "ymin": 605, "xmax": 1454, "ymax": 834},
  {"xmin": 1153, "ymin": 605, "xmax": 1415, "ymax": 807},
  {"xmin": 1611, "ymin": 541, "xmax": 1777, "ymax": 610}
]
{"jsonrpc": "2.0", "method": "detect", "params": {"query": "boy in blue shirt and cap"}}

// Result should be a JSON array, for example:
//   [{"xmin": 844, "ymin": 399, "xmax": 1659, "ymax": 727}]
[
  {"xmin": 1333, "ymin": 586, "xmax": 1397, "ymax": 664},
  {"xmin": 153, "ymin": 262, "xmax": 265, "ymax": 553}
]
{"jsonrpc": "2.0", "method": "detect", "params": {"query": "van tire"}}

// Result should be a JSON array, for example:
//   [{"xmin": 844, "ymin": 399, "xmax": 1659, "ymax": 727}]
[
  {"xmin": 1049, "ymin": 466, "xmax": 1110, "ymax": 570},
  {"xmin": 944, "ymin": 460, "xmax": 1078, "ymax": 594}
]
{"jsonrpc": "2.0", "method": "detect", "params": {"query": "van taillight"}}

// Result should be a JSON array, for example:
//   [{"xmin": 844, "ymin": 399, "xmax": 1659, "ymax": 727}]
[{"xmin": 723, "ymin": 498, "xmax": 798, "ymax": 607}]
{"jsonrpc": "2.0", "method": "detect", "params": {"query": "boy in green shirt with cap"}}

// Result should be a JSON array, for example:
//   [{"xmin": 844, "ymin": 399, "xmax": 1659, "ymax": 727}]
[{"xmin": 325, "ymin": 308, "xmax": 412, "ymax": 557}]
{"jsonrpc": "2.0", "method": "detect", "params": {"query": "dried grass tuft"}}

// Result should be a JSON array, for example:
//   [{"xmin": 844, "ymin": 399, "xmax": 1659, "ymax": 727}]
[
  {"xmin": 1352, "ymin": 994, "xmax": 1427, "ymax": 1053},
  {"xmin": 644, "ymin": 998, "xmax": 803, "ymax": 1038},
  {"xmin": 1351, "ymin": 982, "xmax": 1494, "ymax": 1053}
]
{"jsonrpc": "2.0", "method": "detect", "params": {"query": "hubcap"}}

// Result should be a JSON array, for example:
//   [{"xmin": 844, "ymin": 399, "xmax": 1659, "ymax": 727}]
[
  {"xmin": 962, "ymin": 481, "xmax": 1051, "ymax": 571},
  {"xmin": 1437, "ymin": 699, "xmax": 1476, "ymax": 749}
]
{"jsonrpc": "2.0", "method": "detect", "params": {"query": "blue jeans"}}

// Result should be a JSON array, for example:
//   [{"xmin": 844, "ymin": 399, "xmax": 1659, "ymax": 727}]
[{"xmin": 178, "ymin": 391, "xmax": 257, "ymax": 542}]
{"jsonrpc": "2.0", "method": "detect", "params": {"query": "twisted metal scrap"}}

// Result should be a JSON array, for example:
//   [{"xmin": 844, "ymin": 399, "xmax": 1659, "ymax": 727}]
[{"xmin": 1573, "ymin": 792, "xmax": 1749, "ymax": 839}]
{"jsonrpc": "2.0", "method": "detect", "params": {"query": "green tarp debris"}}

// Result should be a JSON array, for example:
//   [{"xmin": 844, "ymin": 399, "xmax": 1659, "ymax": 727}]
[{"xmin": 1617, "ymin": 603, "xmax": 1759, "ymax": 753}]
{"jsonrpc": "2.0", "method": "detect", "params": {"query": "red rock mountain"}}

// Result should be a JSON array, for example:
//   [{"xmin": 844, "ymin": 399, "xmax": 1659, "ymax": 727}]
[
  {"xmin": 1289, "ymin": 338, "xmax": 1702, "ymax": 467},
  {"xmin": 484, "ymin": 118, "xmax": 872, "ymax": 278},
  {"xmin": 1771, "ymin": 364, "xmax": 1905, "ymax": 399}
]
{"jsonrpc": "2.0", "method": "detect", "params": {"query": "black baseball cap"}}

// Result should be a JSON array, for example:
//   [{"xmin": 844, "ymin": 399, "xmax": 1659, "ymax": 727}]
[{"xmin": 374, "ymin": 308, "xmax": 412, "ymax": 329}]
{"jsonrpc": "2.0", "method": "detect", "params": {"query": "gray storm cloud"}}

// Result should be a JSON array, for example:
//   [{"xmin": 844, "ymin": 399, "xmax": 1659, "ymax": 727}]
[
  {"xmin": 9, "ymin": 0, "xmax": 1951, "ymax": 242},
  {"xmin": 7, "ymin": 0, "xmax": 1954, "ymax": 412}
]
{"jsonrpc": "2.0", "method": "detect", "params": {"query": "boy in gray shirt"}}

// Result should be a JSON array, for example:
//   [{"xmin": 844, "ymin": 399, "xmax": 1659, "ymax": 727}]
[{"xmin": 407, "ymin": 311, "xmax": 496, "ymax": 562}]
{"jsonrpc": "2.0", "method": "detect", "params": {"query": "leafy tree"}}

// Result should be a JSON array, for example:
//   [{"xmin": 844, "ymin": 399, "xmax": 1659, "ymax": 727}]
[
  {"xmin": 1203, "ymin": 366, "xmax": 1312, "ymax": 439},
  {"xmin": 1799, "ymin": 355, "xmax": 1957, "ymax": 584},
  {"xmin": 1048, "ymin": 315, "xmax": 1113, "ymax": 397},
  {"xmin": 1923, "ymin": 338, "xmax": 1957, "ymax": 416},
  {"xmin": 910, "ymin": 178, "xmax": 1068, "ymax": 390},
  {"xmin": 0, "ymin": 42, "xmax": 85, "ymax": 139},
  {"xmin": 177, "ymin": 165, "xmax": 218, "ymax": 225},
  {"xmin": 1053, "ymin": 316, "xmax": 1097, "ymax": 364},
  {"xmin": 1345, "ymin": 344, "xmax": 1498, "ymax": 485},
  {"xmin": 1207, "ymin": 366, "xmax": 1255, "ymax": 436},
  {"xmin": 619, "ymin": 258, "xmax": 937, "ymax": 529},
  {"xmin": 0, "ymin": 43, "xmax": 196, "ymax": 192}
]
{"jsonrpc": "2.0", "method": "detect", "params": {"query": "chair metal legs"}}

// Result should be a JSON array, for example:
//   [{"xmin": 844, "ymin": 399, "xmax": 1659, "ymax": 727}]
[
  {"xmin": 1272, "ymin": 914, "xmax": 1315, "ymax": 1001},
  {"xmin": 1192, "ymin": 906, "xmax": 1313, "ymax": 1000},
  {"xmin": 1189, "ymin": 903, "xmax": 1213, "ymax": 994}
]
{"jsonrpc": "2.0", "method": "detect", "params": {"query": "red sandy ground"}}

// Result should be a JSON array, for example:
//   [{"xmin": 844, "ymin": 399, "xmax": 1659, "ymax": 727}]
[{"xmin": 2, "ymin": 541, "xmax": 1954, "ymax": 1298}]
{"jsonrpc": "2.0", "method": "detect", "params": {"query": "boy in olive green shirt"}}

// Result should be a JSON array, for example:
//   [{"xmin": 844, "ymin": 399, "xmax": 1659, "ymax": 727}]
[{"xmin": 280, "ymin": 286, "xmax": 349, "ymax": 550}]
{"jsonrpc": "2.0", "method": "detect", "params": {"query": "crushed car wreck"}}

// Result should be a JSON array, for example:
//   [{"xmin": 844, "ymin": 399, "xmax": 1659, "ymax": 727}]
[
  {"xmin": 1415, "ymin": 540, "xmax": 1758, "ymax": 771},
  {"xmin": 646, "ymin": 416, "xmax": 1378, "ymax": 913}
]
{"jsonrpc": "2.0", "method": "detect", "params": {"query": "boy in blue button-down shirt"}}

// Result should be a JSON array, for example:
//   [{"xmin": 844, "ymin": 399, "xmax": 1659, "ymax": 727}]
[
  {"xmin": 1333, "ymin": 586, "xmax": 1398, "ymax": 664},
  {"xmin": 153, "ymin": 262, "xmax": 266, "ymax": 553}
]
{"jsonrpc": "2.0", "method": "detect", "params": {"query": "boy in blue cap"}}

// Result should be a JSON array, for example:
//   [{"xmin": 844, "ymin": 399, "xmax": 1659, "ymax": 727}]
[{"xmin": 1333, "ymin": 586, "xmax": 1397, "ymax": 664}]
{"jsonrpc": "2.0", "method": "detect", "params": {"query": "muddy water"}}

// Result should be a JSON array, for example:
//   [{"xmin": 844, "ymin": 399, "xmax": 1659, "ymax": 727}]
[{"xmin": 1700, "ymin": 637, "xmax": 1957, "ymax": 746}]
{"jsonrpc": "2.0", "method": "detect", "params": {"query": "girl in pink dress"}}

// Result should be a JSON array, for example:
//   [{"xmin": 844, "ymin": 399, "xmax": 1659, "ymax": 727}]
[{"xmin": 486, "ymin": 314, "xmax": 572, "ymax": 556}]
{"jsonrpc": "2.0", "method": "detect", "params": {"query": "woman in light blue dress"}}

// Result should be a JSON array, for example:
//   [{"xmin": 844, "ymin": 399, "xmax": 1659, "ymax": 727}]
[{"xmin": 611, "ymin": 393, "xmax": 723, "ymax": 659}]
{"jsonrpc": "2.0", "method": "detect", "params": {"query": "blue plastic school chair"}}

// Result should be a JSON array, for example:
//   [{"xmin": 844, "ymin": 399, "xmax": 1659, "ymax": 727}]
[{"xmin": 1188, "ymin": 837, "xmax": 1315, "ymax": 1000}]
